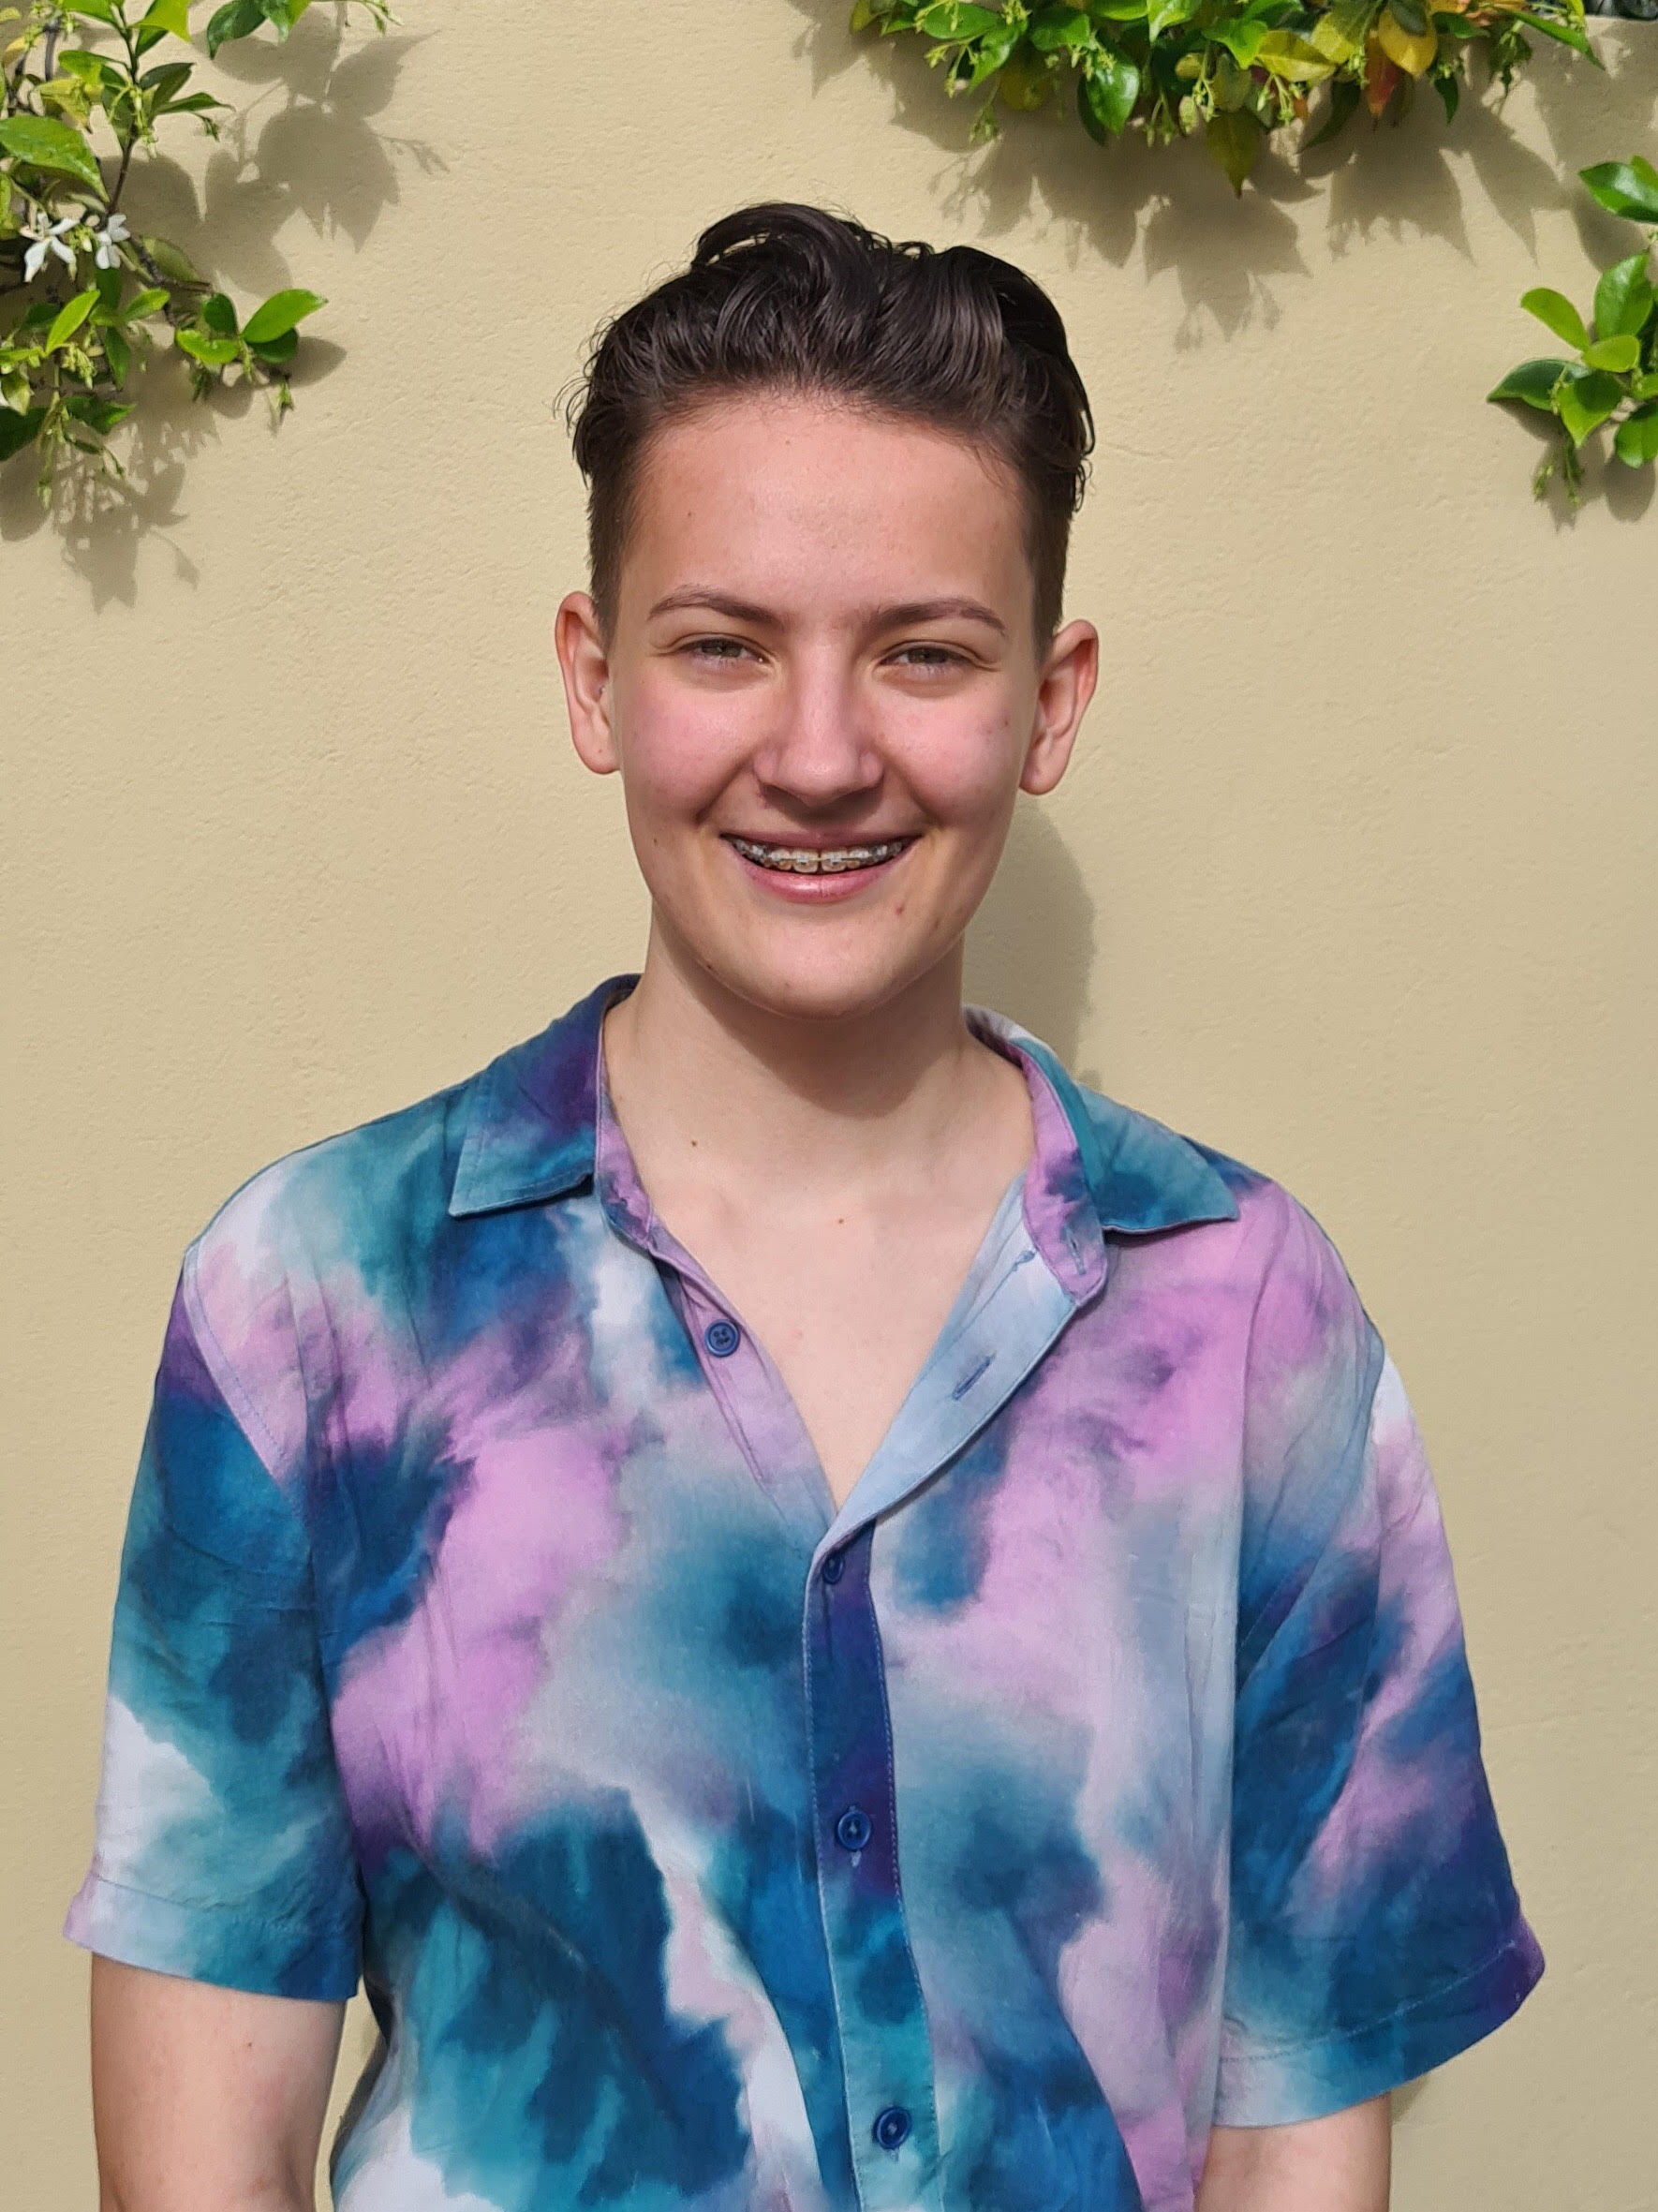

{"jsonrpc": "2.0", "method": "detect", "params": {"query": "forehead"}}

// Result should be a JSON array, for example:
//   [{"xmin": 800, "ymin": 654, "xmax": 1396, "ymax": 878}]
[{"xmin": 619, "ymin": 393, "xmax": 1030, "ymax": 615}]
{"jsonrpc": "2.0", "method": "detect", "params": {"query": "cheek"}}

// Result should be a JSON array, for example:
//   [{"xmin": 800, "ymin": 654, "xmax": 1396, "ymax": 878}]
[
  {"xmin": 615, "ymin": 674, "xmax": 748, "ymax": 824},
  {"xmin": 894, "ymin": 705, "xmax": 1023, "ymax": 826}
]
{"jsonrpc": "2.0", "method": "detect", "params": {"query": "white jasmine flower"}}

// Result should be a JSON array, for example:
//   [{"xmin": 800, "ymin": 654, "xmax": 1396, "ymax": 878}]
[
  {"xmin": 92, "ymin": 213, "xmax": 130, "ymax": 270},
  {"xmin": 22, "ymin": 211, "xmax": 80, "ymax": 283}
]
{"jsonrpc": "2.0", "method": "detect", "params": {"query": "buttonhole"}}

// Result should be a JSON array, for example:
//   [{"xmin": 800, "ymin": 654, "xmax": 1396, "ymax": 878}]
[{"xmin": 951, "ymin": 1355, "xmax": 993, "ymax": 1402}]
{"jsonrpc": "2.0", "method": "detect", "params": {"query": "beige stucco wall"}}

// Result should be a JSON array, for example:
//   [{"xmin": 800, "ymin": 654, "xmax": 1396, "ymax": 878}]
[{"xmin": 5, "ymin": 4, "xmax": 1655, "ymax": 2203}]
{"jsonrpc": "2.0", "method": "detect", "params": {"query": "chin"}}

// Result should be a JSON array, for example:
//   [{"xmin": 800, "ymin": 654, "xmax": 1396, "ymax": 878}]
[{"xmin": 700, "ymin": 938, "xmax": 940, "ymax": 1029}]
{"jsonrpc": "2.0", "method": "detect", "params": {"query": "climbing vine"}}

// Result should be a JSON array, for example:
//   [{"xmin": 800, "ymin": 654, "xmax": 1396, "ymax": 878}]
[
  {"xmin": 852, "ymin": 0, "xmax": 1596, "ymax": 194},
  {"xmin": 1489, "ymin": 155, "xmax": 1658, "ymax": 497},
  {"xmin": 0, "ymin": 0, "xmax": 389, "ymax": 501}
]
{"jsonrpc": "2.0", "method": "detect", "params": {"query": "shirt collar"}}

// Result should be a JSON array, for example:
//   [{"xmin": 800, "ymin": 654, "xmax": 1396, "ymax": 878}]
[{"xmin": 448, "ymin": 976, "xmax": 1238, "ymax": 1243}]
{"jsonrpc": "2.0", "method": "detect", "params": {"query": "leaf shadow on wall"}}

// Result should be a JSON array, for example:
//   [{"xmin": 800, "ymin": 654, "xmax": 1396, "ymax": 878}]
[
  {"xmin": 965, "ymin": 800, "xmax": 1102, "ymax": 1081},
  {"xmin": 783, "ymin": 6, "xmax": 1655, "ymax": 358},
  {"xmin": 0, "ymin": 8, "xmax": 438, "ymax": 609}
]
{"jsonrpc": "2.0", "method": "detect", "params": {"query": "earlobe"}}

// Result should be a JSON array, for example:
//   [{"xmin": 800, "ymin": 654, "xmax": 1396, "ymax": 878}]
[{"xmin": 555, "ymin": 591, "xmax": 620, "ymax": 776}]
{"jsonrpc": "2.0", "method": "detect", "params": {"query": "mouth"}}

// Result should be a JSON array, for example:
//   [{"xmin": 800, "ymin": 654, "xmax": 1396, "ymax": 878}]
[{"xmin": 724, "ymin": 834, "xmax": 916, "ymax": 878}]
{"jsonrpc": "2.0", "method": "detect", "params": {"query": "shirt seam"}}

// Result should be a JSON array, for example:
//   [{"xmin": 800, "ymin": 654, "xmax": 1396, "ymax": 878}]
[
  {"xmin": 1221, "ymin": 1925, "xmax": 1532, "ymax": 2064},
  {"xmin": 180, "ymin": 1243, "xmax": 287, "ymax": 1481}
]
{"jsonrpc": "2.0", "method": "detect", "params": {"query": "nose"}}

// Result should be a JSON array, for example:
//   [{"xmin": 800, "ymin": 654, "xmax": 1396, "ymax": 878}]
[{"xmin": 748, "ymin": 652, "xmax": 882, "ymax": 810}]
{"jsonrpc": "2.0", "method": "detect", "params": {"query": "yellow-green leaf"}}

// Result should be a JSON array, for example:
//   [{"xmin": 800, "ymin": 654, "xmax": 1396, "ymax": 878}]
[
  {"xmin": 47, "ymin": 286, "xmax": 98, "ymax": 351},
  {"xmin": 1252, "ymin": 29, "xmax": 1337, "ymax": 81},
  {"xmin": 1311, "ymin": 0, "xmax": 1380, "ymax": 64},
  {"xmin": 141, "ymin": 0, "xmax": 191, "ymax": 36},
  {"xmin": 1374, "ymin": 6, "xmax": 1436, "ymax": 74}
]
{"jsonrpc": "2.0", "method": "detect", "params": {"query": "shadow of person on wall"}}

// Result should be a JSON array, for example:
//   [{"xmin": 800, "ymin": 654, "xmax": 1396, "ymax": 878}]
[
  {"xmin": 0, "ymin": 7, "xmax": 437, "ymax": 608},
  {"xmin": 966, "ymin": 800, "xmax": 1101, "ymax": 1080}
]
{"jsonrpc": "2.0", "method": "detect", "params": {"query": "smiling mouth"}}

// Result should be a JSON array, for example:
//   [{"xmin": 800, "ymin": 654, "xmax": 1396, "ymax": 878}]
[{"xmin": 726, "ymin": 835, "xmax": 915, "ymax": 877}]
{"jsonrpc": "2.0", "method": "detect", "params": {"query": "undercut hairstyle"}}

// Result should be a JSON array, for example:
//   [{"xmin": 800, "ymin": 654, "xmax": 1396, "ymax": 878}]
[{"xmin": 567, "ymin": 202, "xmax": 1095, "ymax": 645}]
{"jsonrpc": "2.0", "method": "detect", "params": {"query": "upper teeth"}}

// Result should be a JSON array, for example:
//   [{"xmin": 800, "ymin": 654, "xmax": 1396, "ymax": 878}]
[{"xmin": 729, "ymin": 837, "xmax": 909, "ymax": 875}]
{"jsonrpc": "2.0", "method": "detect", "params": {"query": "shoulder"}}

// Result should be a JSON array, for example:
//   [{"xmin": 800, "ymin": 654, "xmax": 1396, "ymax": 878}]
[
  {"xmin": 175, "ymin": 1061, "xmax": 481, "ymax": 1462},
  {"xmin": 188, "ymin": 1067, "xmax": 472, "ymax": 1297}
]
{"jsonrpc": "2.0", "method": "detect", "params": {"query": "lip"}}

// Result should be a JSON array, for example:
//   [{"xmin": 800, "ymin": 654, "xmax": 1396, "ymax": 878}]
[{"xmin": 721, "ymin": 832, "xmax": 917, "ymax": 904}]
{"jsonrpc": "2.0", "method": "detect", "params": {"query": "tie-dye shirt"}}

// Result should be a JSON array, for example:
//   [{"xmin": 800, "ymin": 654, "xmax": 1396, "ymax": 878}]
[{"xmin": 67, "ymin": 977, "xmax": 1541, "ymax": 2212}]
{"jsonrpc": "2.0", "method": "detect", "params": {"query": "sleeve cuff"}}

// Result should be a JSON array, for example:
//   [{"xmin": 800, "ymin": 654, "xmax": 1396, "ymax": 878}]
[
  {"xmin": 64, "ymin": 1870, "xmax": 361, "ymax": 2004},
  {"xmin": 1214, "ymin": 1919, "xmax": 1545, "ymax": 2126}
]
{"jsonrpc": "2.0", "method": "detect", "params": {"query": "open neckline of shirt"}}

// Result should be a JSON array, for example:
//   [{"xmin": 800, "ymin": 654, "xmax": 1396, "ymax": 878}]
[{"xmin": 589, "ymin": 1015, "xmax": 1092, "ymax": 1545}]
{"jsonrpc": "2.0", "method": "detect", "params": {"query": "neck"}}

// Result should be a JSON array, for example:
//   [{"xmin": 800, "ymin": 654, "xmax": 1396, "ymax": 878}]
[{"xmin": 603, "ymin": 921, "xmax": 1005, "ymax": 1205}]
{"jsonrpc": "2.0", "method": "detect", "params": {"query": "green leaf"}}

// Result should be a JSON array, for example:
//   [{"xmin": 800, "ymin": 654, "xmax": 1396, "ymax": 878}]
[
  {"xmin": 1029, "ymin": 7, "xmax": 1093, "ymax": 52},
  {"xmin": 1305, "ymin": 78, "xmax": 1361, "ymax": 148},
  {"xmin": 123, "ymin": 286, "xmax": 170, "ymax": 320},
  {"xmin": 65, "ymin": 392, "xmax": 134, "ymax": 434},
  {"xmin": 1632, "ymin": 371, "xmax": 1658, "ymax": 403},
  {"xmin": 1077, "ymin": 52, "xmax": 1139, "ymax": 139},
  {"xmin": 175, "ymin": 328, "xmax": 241, "ymax": 365},
  {"xmin": 1554, "ymin": 364, "xmax": 1622, "ymax": 447},
  {"xmin": 140, "ymin": 62, "xmax": 195, "ymax": 102},
  {"xmin": 1147, "ymin": 0, "xmax": 1197, "ymax": 38},
  {"xmin": 914, "ymin": 2, "xmax": 1003, "ymax": 34},
  {"xmin": 141, "ymin": 0, "xmax": 193, "ymax": 35},
  {"xmin": 103, "ymin": 324, "xmax": 131, "ymax": 384},
  {"xmin": 0, "ymin": 404, "xmax": 46, "ymax": 462},
  {"xmin": 1212, "ymin": 20, "xmax": 1266, "ymax": 67},
  {"xmin": 1579, "ymin": 159, "xmax": 1658, "ymax": 230},
  {"xmin": 1520, "ymin": 287, "xmax": 1589, "ymax": 351},
  {"xmin": 47, "ymin": 287, "xmax": 98, "ymax": 351},
  {"xmin": 141, "ymin": 234, "xmax": 205, "ymax": 286},
  {"xmin": 1206, "ymin": 108, "xmax": 1265, "ymax": 196},
  {"xmin": 0, "ymin": 114, "xmax": 106, "ymax": 195},
  {"xmin": 1487, "ymin": 357, "xmax": 1569, "ymax": 412},
  {"xmin": 1433, "ymin": 68, "xmax": 1459, "ymax": 125},
  {"xmin": 1580, "ymin": 334, "xmax": 1639, "ymax": 374},
  {"xmin": 201, "ymin": 290, "xmax": 239, "ymax": 335},
  {"xmin": 57, "ymin": 50, "xmax": 116, "ymax": 86},
  {"xmin": 241, "ymin": 286, "xmax": 325, "ymax": 345},
  {"xmin": 66, "ymin": 0, "xmax": 122, "ymax": 25},
  {"xmin": 1514, "ymin": 9, "xmax": 1596, "ymax": 60},
  {"xmin": 1612, "ymin": 401, "xmax": 1658, "ymax": 468},
  {"xmin": 246, "ymin": 325, "xmax": 298, "ymax": 364},
  {"xmin": 205, "ymin": 0, "xmax": 266, "ymax": 55}
]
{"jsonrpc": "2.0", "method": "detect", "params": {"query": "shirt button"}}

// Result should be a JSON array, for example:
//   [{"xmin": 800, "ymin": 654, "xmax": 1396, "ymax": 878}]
[
  {"xmin": 835, "ymin": 1805, "xmax": 873, "ymax": 1852},
  {"xmin": 703, "ymin": 1318, "xmax": 741, "ymax": 1358},
  {"xmin": 872, "ymin": 2106, "xmax": 911, "ymax": 2152},
  {"xmin": 821, "ymin": 1547, "xmax": 846, "ymax": 1584}
]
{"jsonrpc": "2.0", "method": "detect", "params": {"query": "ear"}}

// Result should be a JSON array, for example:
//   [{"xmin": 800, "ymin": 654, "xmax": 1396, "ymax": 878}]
[
  {"xmin": 555, "ymin": 591, "xmax": 619, "ymax": 776},
  {"xmin": 1019, "ymin": 617, "xmax": 1098, "ymax": 798}
]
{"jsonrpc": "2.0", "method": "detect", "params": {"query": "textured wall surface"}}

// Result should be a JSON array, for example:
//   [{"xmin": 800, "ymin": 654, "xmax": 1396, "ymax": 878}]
[{"xmin": 5, "ymin": 5, "xmax": 1655, "ymax": 2205}]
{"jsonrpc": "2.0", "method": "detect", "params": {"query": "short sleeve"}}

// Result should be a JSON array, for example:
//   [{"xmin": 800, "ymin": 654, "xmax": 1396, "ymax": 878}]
[
  {"xmin": 1215, "ymin": 1201, "xmax": 1542, "ymax": 2124},
  {"xmin": 63, "ymin": 1252, "xmax": 362, "ymax": 2000}
]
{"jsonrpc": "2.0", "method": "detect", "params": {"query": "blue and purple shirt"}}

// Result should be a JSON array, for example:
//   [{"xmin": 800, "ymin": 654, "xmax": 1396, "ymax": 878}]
[{"xmin": 67, "ymin": 978, "xmax": 1541, "ymax": 2212}]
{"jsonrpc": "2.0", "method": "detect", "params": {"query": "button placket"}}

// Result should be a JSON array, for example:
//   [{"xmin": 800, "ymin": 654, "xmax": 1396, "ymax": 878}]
[{"xmin": 805, "ymin": 1524, "xmax": 943, "ymax": 2212}]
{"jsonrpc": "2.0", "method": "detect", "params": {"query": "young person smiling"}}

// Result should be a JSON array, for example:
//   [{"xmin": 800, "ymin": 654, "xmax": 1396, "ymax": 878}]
[{"xmin": 71, "ymin": 208, "xmax": 1541, "ymax": 2212}]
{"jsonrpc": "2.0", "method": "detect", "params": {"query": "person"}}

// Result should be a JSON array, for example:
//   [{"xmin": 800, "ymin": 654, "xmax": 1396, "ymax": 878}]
[{"xmin": 67, "ymin": 205, "xmax": 1541, "ymax": 2212}]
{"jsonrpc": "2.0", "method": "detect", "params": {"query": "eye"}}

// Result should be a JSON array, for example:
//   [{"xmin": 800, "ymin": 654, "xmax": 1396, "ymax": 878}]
[
  {"xmin": 888, "ymin": 643, "xmax": 968, "ymax": 671},
  {"xmin": 683, "ymin": 635, "xmax": 759, "ymax": 664}
]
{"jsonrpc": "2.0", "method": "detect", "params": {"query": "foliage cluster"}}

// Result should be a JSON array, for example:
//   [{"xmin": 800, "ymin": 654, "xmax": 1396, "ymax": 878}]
[
  {"xmin": 1489, "ymin": 155, "xmax": 1658, "ymax": 496},
  {"xmin": 0, "ymin": 0, "xmax": 388, "ymax": 500},
  {"xmin": 851, "ymin": 0, "xmax": 1596, "ymax": 194}
]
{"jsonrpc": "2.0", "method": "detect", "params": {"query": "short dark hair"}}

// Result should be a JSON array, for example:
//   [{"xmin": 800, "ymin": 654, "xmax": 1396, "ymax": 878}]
[{"xmin": 567, "ymin": 203, "xmax": 1094, "ymax": 644}]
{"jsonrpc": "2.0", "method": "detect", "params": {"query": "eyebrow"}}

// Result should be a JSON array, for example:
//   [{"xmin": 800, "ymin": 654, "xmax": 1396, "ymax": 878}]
[{"xmin": 646, "ymin": 587, "xmax": 1008, "ymax": 637}]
